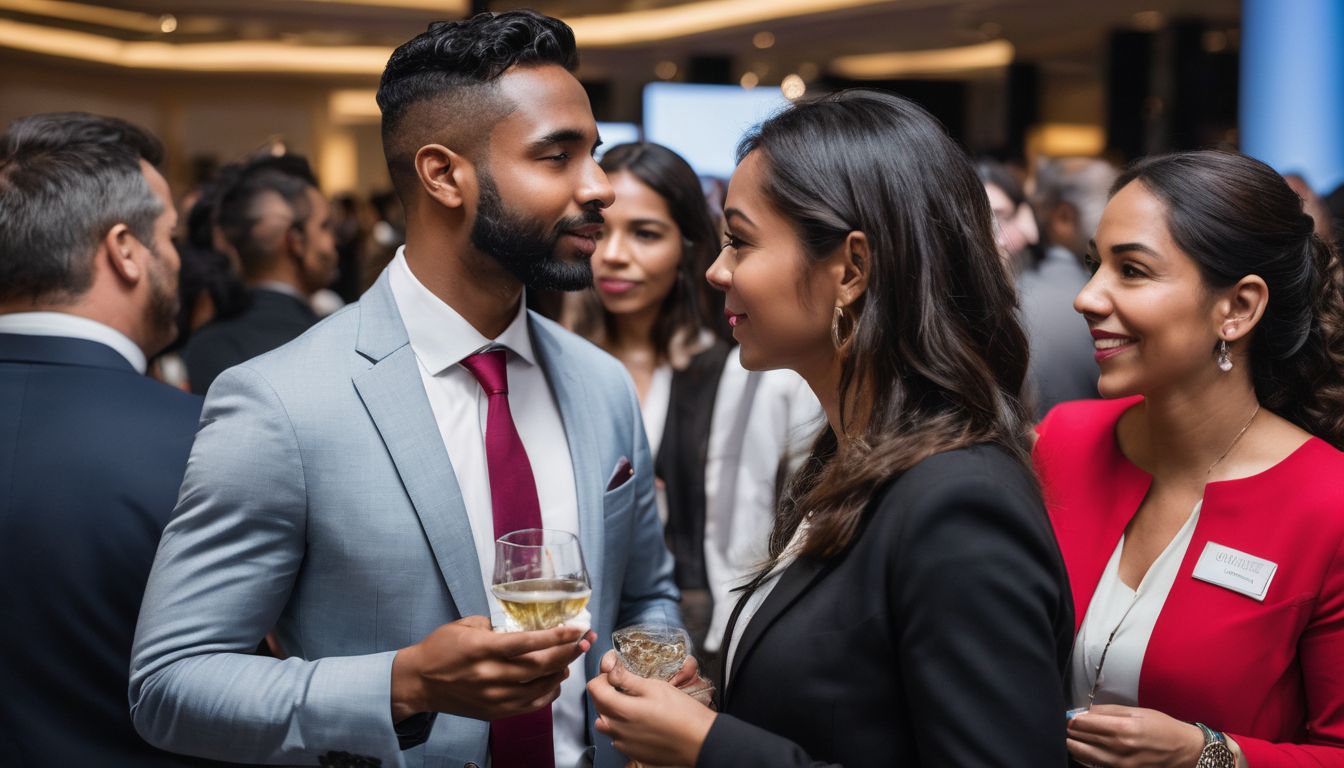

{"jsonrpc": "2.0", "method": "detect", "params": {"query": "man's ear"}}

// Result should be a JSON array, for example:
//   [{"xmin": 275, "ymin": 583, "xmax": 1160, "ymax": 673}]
[
  {"xmin": 833, "ymin": 231, "xmax": 871, "ymax": 309},
  {"xmin": 415, "ymin": 144, "xmax": 473, "ymax": 210},
  {"xmin": 284, "ymin": 225, "xmax": 307, "ymax": 261},
  {"xmin": 101, "ymin": 223, "xmax": 143, "ymax": 285}
]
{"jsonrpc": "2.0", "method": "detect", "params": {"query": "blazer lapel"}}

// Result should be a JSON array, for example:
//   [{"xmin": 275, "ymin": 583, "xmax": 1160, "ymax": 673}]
[
  {"xmin": 724, "ymin": 555, "xmax": 829, "ymax": 707},
  {"xmin": 529, "ymin": 315, "xmax": 606, "ymax": 652},
  {"xmin": 351, "ymin": 274, "xmax": 488, "ymax": 618}
]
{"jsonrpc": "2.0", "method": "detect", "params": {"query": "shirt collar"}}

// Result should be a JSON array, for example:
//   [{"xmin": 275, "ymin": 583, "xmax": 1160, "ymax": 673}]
[
  {"xmin": 0, "ymin": 311, "xmax": 147, "ymax": 374},
  {"xmin": 386, "ymin": 246, "xmax": 536, "ymax": 375}
]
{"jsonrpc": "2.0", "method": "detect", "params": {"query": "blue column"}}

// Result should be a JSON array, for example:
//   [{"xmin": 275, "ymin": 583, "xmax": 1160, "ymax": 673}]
[{"xmin": 1241, "ymin": 0, "xmax": 1344, "ymax": 193}]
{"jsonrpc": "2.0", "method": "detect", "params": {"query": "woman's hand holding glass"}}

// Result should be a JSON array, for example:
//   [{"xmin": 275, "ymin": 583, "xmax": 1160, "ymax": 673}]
[{"xmin": 589, "ymin": 648, "xmax": 717, "ymax": 768}]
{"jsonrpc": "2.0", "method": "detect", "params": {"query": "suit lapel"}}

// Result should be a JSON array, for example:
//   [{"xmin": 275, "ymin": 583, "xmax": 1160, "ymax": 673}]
[
  {"xmin": 724, "ymin": 555, "xmax": 829, "ymax": 707},
  {"xmin": 351, "ymin": 274, "xmax": 488, "ymax": 618},
  {"xmin": 530, "ymin": 316, "xmax": 606, "ymax": 668}
]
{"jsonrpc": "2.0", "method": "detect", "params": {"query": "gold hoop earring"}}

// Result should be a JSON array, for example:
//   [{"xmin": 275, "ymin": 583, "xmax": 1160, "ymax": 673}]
[{"xmin": 832, "ymin": 305, "xmax": 856, "ymax": 350}]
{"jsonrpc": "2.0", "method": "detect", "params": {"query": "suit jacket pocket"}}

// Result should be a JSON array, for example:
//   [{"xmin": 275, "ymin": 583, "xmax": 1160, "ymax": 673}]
[{"xmin": 603, "ymin": 475, "xmax": 637, "ymax": 522}]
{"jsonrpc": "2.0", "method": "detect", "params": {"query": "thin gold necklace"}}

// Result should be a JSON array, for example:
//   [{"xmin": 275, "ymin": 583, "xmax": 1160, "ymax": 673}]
[{"xmin": 1206, "ymin": 403, "xmax": 1261, "ymax": 477}]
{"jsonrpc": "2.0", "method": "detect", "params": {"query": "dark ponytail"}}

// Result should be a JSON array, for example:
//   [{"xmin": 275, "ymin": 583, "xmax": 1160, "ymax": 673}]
[{"xmin": 1114, "ymin": 151, "xmax": 1344, "ymax": 449}]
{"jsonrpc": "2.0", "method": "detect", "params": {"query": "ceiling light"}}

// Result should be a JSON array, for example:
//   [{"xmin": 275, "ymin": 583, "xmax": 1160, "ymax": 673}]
[
  {"xmin": 830, "ymin": 40, "xmax": 1014, "ymax": 79},
  {"xmin": 569, "ymin": 0, "xmax": 893, "ymax": 47},
  {"xmin": 781, "ymin": 74, "xmax": 806, "ymax": 100},
  {"xmin": 655, "ymin": 60, "xmax": 678, "ymax": 80},
  {"xmin": 752, "ymin": 31, "xmax": 775, "ymax": 49},
  {"xmin": 739, "ymin": 72, "xmax": 759, "ymax": 89},
  {"xmin": 158, "ymin": 14, "xmax": 177, "ymax": 34},
  {"xmin": 1132, "ymin": 11, "xmax": 1165, "ymax": 31}
]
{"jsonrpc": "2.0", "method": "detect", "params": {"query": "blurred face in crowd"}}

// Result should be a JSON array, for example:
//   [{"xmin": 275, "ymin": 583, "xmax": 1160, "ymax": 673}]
[
  {"xmin": 707, "ymin": 150, "xmax": 838, "ymax": 375},
  {"xmin": 591, "ymin": 171, "xmax": 683, "ymax": 322},
  {"xmin": 472, "ymin": 65, "xmax": 614, "ymax": 291},
  {"xmin": 1074, "ymin": 180, "xmax": 1226, "ymax": 398},
  {"xmin": 140, "ymin": 161, "xmax": 182, "ymax": 353},
  {"xmin": 983, "ymin": 181, "xmax": 1038, "ymax": 261},
  {"xmin": 297, "ymin": 187, "xmax": 338, "ymax": 293}
]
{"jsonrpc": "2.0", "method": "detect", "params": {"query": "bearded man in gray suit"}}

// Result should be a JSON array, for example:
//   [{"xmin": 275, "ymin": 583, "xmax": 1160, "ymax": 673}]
[{"xmin": 130, "ymin": 12, "xmax": 685, "ymax": 768}]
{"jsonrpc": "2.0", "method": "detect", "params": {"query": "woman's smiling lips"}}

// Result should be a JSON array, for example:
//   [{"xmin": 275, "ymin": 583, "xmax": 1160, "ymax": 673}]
[{"xmin": 1091, "ymin": 329, "xmax": 1137, "ymax": 361}]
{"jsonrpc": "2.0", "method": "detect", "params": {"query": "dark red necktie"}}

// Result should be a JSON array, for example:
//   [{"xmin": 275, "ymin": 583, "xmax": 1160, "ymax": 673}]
[{"xmin": 460, "ymin": 349, "xmax": 554, "ymax": 768}]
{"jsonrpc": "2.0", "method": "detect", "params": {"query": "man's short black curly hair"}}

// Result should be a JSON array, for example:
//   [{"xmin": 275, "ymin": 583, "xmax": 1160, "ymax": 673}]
[{"xmin": 376, "ymin": 10, "xmax": 579, "ymax": 202}]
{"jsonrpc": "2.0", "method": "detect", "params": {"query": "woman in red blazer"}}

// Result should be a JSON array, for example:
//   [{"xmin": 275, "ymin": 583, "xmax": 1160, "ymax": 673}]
[{"xmin": 1035, "ymin": 151, "xmax": 1344, "ymax": 767}]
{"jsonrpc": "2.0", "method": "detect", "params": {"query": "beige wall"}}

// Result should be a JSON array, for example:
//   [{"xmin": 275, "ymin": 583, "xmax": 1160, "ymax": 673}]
[{"xmin": 0, "ymin": 54, "xmax": 390, "ymax": 200}]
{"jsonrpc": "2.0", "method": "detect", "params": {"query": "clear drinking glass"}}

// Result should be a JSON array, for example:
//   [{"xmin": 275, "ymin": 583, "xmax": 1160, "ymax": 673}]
[
  {"xmin": 612, "ymin": 623, "xmax": 690, "ymax": 680},
  {"xmin": 490, "ymin": 528, "xmax": 591, "ymax": 631},
  {"xmin": 611, "ymin": 623, "xmax": 701, "ymax": 768}
]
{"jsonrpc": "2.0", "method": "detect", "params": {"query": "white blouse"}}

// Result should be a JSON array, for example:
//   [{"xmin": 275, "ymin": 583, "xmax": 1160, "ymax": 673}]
[
  {"xmin": 723, "ymin": 520, "xmax": 811, "ymax": 688},
  {"xmin": 1069, "ymin": 503, "xmax": 1201, "ymax": 708}
]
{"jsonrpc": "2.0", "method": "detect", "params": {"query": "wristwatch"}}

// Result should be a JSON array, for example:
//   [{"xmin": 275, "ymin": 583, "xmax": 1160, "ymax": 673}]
[{"xmin": 1194, "ymin": 722, "xmax": 1236, "ymax": 768}]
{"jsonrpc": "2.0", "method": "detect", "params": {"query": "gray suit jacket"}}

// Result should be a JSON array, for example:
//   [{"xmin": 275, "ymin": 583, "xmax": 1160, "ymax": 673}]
[{"xmin": 130, "ymin": 271, "xmax": 680, "ymax": 768}]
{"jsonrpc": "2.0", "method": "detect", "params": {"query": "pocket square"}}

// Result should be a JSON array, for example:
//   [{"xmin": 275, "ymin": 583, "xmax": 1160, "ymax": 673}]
[{"xmin": 606, "ymin": 457, "xmax": 635, "ymax": 491}]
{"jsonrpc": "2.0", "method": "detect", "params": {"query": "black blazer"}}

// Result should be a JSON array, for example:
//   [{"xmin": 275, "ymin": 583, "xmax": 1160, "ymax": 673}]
[
  {"xmin": 181, "ymin": 287, "xmax": 317, "ymax": 395},
  {"xmin": 701, "ymin": 445, "xmax": 1073, "ymax": 768},
  {"xmin": 0, "ymin": 333, "xmax": 230, "ymax": 767}
]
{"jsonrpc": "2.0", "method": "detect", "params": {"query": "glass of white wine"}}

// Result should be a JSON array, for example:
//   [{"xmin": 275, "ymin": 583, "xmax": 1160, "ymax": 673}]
[{"xmin": 491, "ymin": 528, "xmax": 591, "ymax": 631}]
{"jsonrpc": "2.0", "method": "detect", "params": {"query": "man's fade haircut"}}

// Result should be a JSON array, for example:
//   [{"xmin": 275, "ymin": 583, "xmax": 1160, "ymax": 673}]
[
  {"xmin": 214, "ymin": 154, "xmax": 319, "ymax": 280},
  {"xmin": 376, "ymin": 10, "xmax": 578, "ymax": 203},
  {"xmin": 0, "ymin": 112, "xmax": 164, "ymax": 304}
]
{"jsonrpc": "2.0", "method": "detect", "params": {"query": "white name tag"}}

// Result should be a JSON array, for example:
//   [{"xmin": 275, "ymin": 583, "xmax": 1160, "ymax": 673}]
[{"xmin": 1192, "ymin": 542, "xmax": 1278, "ymax": 601}]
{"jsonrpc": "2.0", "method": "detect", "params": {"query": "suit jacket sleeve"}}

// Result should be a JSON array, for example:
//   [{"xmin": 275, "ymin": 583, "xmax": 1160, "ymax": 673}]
[
  {"xmin": 893, "ymin": 471, "xmax": 1069, "ymax": 766},
  {"xmin": 129, "ymin": 365, "xmax": 407, "ymax": 767},
  {"xmin": 613, "ymin": 371, "xmax": 682, "ymax": 629},
  {"xmin": 1230, "ymin": 529, "xmax": 1344, "ymax": 767}
]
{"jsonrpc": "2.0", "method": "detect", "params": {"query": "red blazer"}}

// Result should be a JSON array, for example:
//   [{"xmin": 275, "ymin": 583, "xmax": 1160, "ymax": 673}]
[{"xmin": 1035, "ymin": 397, "xmax": 1344, "ymax": 766}]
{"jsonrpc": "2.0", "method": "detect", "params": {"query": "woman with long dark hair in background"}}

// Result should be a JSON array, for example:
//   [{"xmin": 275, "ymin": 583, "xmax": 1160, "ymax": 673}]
[
  {"xmin": 1037, "ymin": 151, "xmax": 1344, "ymax": 766},
  {"xmin": 570, "ymin": 142, "xmax": 820, "ymax": 669},
  {"xmin": 586, "ymin": 91, "xmax": 1073, "ymax": 767}
]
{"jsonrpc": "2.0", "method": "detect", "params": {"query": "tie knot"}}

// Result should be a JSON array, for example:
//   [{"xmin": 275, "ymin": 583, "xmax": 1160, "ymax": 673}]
[{"xmin": 461, "ymin": 349, "xmax": 509, "ymax": 395}]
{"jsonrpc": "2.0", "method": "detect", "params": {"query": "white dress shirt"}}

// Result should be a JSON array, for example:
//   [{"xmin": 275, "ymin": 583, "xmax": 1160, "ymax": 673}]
[
  {"xmin": 1070, "ymin": 503, "xmax": 1200, "ymax": 707},
  {"xmin": 0, "ymin": 311, "xmax": 146, "ymax": 373},
  {"xmin": 386, "ymin": 249, "xmax": 586, "ymax": 767}
]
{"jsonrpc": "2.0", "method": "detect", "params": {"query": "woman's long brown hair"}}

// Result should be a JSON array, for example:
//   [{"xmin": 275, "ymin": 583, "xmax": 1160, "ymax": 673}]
[{"xmin": 740, "ymin": 91, "xmax": 1036, "ymax": 568}]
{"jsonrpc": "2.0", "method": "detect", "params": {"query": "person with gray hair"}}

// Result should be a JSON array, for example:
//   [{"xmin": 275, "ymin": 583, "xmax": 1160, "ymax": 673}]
[
  {"xmin": 0, "ymin": 112, "xmax": 222, "ymax": 766},
  {"xmin": 1015, "ymin": 156, "xmax": 1118, "ymax": 417}
]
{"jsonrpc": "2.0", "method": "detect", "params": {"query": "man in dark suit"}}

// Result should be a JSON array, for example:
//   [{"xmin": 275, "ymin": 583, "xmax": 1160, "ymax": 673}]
[
  {"xmin": 180, "ymin": 155, "xmax": 337, "ymax": 394},
  {"xmin": 0, "ymin": 113, "xmax": 215, "ymax": 766}
]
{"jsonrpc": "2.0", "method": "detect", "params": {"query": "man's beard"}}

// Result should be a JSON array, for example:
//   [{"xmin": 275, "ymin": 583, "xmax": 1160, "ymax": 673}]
[
  {"xmin": 145, "ymin": 243, "xmax": 180, "ymax": 353},
  {"xmin": 470, "ymin": 172, "xmax": 601, "ymax": 292}
]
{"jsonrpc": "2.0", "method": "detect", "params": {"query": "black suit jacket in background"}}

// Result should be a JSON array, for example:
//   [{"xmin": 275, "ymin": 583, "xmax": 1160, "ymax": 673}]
[
  {"xmin": 701, "ymin": 445, "xmax": 1074, "ymax": 768},
  {"xmin": 0, "ymin": 333, "xmax": 225, "ymax": 767},
  {"xmin": 181, "ymin": 287, "xmax": 317, "ymax": 395}
]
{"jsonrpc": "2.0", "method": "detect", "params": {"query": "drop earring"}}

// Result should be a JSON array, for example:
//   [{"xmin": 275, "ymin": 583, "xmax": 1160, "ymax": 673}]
[{"xmin": 1216, "ymin": 339, "xmax": 1233, "ymax": 372}]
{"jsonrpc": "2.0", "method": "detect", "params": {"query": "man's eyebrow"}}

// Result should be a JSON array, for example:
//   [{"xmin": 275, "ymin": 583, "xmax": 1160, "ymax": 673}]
[{"xmin": 527, "ymin": 128, "xmax": 588, "ymax": 152}]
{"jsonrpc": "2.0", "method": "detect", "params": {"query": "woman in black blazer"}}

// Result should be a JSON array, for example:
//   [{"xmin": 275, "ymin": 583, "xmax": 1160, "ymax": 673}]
[{"xmin": 587, "ymin": 90, "xmax": 1074, "ymax": 767}]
